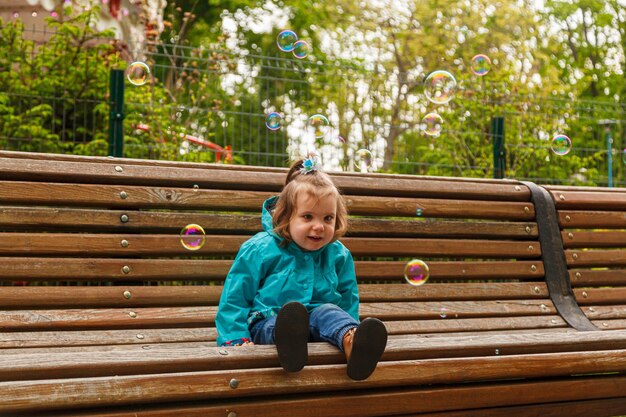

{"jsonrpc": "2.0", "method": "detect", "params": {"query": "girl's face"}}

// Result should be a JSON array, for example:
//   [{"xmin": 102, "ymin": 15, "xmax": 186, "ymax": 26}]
[{"xmin": 289, "ymin": 192, "xmax": 336, "ymax": 251}]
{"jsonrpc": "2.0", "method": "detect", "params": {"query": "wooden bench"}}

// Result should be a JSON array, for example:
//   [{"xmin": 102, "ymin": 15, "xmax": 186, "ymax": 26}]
[
  {"xmin": 546, "ymin": 185, "xmax": 626, "ymax": 331},
  {"xmin": 1, "ymin": 150, "xmax": 626, "ymax": 417}
]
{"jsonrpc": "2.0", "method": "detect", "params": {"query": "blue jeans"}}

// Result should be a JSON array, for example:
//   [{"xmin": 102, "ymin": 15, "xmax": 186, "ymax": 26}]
[{"xmin": 249, "ymin": 303, "xmax": 359, "ymax": 352}]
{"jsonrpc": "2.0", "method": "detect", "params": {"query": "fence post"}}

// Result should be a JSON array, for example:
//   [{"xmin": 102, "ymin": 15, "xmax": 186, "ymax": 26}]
[
  {"xmin": 108, "ymin": 69, "xmax": 125, "ymax": 157},
  {"xmin": 491, "ymin": 116, "xmax": 505, "ymax": 179}
]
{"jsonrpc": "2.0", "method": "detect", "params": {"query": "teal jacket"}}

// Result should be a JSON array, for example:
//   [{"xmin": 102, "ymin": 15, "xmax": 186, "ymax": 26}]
[{"xmin": 215, "ymin": 196, "xmax": 359, "ymax": 346}]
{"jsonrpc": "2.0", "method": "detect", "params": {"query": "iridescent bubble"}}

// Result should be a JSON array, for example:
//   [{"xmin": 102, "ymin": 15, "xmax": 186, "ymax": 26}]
[
  {"xmin": 307, "ymin": 114, "xmax": 330, "ymax": 138},
  {"xmin": 292, "ymin": 40, "xmax": 311, "ymax": 59},
  {"xmin": 550, "ymin": 134, "xmax": 572, "ymax": 156},
  {"xmin": 424, "ymin": 70, "xmax": 457, "ymax": 104},
  {"xmin": 439, "ymin": 307, "xmax": 448, "ymax": 318},
  {"xmin": 337, "ymin": 135, "xmax": 346, "ymax": 144},
  {"xmin": 126, "ymin": 61, "xmax": 150, "ymax": 86},
  {"xmin": 416, "ymin": 208, "xmax": 423, "ymax": 217},
  {"xmin": 354, "ymin": 148, "xmax": 373, "ymax": 172},
  {"xmin": 180, "ymin": 224, "xmax": 206, "ymax": 251},
  {"xmin": 421, "ymin": 113, "xmax": 443, "ymax": 136},
  {"xmin": 277, "ymin": 30, "xmax": 298, "ymax": 52},
  {"xmin": 265, "ymin": 112, "xmax": 282, "ymax": 131},
  {"xmin": 471, "ymin": 54, "xmax": 491, "ymax": 76},
  {"xmin": 404, "ymin": 259, "xmax": 430, "ymax": 286}
]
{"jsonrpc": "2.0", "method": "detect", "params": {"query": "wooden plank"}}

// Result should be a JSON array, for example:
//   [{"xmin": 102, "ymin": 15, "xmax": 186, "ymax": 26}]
[
  {"xmin": 5, "ymin": 331, "xmax": 626, "ymax": 381},
  {"xmin": 591, "ymin": 319, "xmax": 626, "ymax": 330},
  {"xmin": 0, "ymin": 233, "xmax": 542, "ymax": 258},
  {"xmin": 558, "ymin": 210, "xmax": 626, "ymax": 228},
  {"xmin": 0, "ymin": 286, "xmax": 221, "ymax": 309},
  {"xmin": 549, "ymin": 190, "xmax": 626, "ymax": 210},
  {"xmin": 38, "ymin": 376, "xmax": 626, "ymax": 417},
  {"xmin": 0, "ymin": 258, "xmax": 233, "ymax": 281},
  {"xmin": 0, "ymin": 206, "xmax": 538, "ymax": 238},
  {"xmin": 0, "ymin": 181, "xmax": 533, "ymax": 219},
  {"xmin": 356, "ymin": 260, "xmax": 544, "ymax": 280},
  {"xmin": 570, "ymin": 269, "xmax": 626, "ymax": 287},
  {"xmin": 0, "ymin": 283, "xmax": 548, "ymax": 309},
  {"xmin": 384, "ymin": 316, "xmax": 567, "ymax": 334},
  {"xmin": 574, "ymin": 288, "xmax": 626, "ymax": 306},
  {"xmin": 0, "ymin": 258, "xmax": 545, "ymax": 282},
  {"xmin": 358, "ymin": 283, "xmax": 549, "ymax": 302},
  {"xmin": 565, "ymin": 249, "xmax": 626, "ymax": 267},
  {"xmin": 0, "ymin": 300, "xmax": 555, "ymax": 331},
  {"xmin": 360, "ymin": 300, "xmax": 555, "ymax": 320},
  {"xmin": 582, "ymin": 305, "xmax": 626, "ymax": 320},
  {"xmin": 3, "ymin": 350, "xmax": 626, "ymax": 412},
  {"xmin": 562, "ymin": 230, "xmax": 626, "ymax": 248},
  {"xmin": 415, "ymin": 397, "xmax": 626, "ymax": 417},
  {"xmin": 0, "ymin": 154, "xmax": 532, "ymax": 201},
  {"xmin": 0, "ymin": 328, "xmax": 215, "ymax": 349}
]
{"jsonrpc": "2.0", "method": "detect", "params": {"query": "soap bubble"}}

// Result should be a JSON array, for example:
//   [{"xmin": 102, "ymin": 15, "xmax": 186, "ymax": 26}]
[
  {"xmin": 265, "ymin": 112, "xmax": 282, "ymax": 130},
  {"xmin": 307, "ymin": 114, "xmax": 330, "ymax": 138},
  {"xmin": 550, "ymin": 134, "xmax": 572, "ymax": 156},
  {"xmin": 416, "ymin": 208, "xmax": 423, "ymax": 217},
  {"xmin": 439, "ymin": 307, "xmax": 448, "ymax": 318},
  {"xmin": 126, "ymin": 61, "xmax": 150, "ymax": 86},
  {"xmin": 421, "ymin": 113, "xmax": 443, "ymax": 136},
  {"xmin": 424, "ymin": 70, "xmax": 457, "ymax": 104},
  {"xmin": 471, "ymin": 54, "xmax": 491, "ymax": 76},
  {"xmin": 293, "ymin": 40, "xmax": 311, "ymax": 59},
  {"xmin": 180, "ymin": 224, "xmax": 206, "ymax": 251},
  {"xmin": 404, "ymin": 259, "xmax": 430, "ymax": 286},
  {"xmin": 354, "ymin": 149, "xmax": 373, "ymax": 172},
  {"xmin": 277, "ymin": 30, "xmax": 297, "ymax": 52}
]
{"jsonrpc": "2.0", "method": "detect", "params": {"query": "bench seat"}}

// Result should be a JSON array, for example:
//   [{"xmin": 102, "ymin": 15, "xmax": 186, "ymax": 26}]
[{"xmin": 1, "ymin": 150, "xmax": 626, "ymax": 416}]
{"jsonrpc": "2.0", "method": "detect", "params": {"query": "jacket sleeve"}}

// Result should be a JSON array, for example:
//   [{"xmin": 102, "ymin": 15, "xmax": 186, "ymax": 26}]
[
  {"xmin": 335, "ymin": 246, "xmax": 360, "ymax": 322},
  {"xmin": 216, "ymin": 239, "xmax": 265, "ymax": 346}
]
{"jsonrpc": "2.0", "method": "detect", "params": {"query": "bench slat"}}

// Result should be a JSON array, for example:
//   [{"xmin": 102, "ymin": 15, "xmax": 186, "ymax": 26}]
[
  {"xmin": 1, "ymin": 180, "xmax": 535, "ymax": 219},
  {"xmin": 565, "ymin": 249, "xmax": 626, "ymax": 267},
  {"xmin": 562, "ymin": 230, "xmax": 626, "ymax": 248},
  {"xmin": 0, "ymin": 233, "xmax": 543, "ymax": 258},
  {"xmin": 0, "ymin": 206, "xmax": 538, "ymax": 238},
  {"xmin": 574, "ymin": 288, "xmax": 626, "ymax": 305},
  {"xmin": 549, "ymin": 190, "xmax": 626, "ymax": 210},
  {"xmin": 570, "ymin": 269, "xmax": 626, "ymax": 287},
  {"xmin": 28, "ymin": 376, "xmax": 626, "ymax": 417},
  {"xmin": 0, "ymin": 300, "xmax": 555, "ymax": 331},
  {"xmin": 0, "ymin": 258, "xmax": 545, "ymax": 282},
  {"xmin": 2, "ymin": 349, "xmax": 626, "ymax": 413},
  {"xmin": 386, "ymin": 316, "xmax": 566, "ymax": 334},
  {"xmin": 558, "ymin": 210, "xmax": 626, "ymax": 228},
  {"xmin": 0, "ymin": 283, "xmax": 550, "ymax": 309}
]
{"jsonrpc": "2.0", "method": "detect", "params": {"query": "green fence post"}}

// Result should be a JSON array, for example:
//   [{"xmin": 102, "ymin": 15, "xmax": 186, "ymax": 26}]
[
  {"xmin": 491, "ymin": 116, "xmax": 505, "ymax": 179},
  {"xmin": 108, "ymin": 69, "xmax": 125, "ymax": 157}
]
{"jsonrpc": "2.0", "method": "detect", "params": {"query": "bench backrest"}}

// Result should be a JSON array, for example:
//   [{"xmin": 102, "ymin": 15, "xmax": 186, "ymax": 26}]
[
  {"xmin": 0, "ymin": 151, "xmax": 571, "ymax": 348},
  {"xmin": 546, "ymin": 185, "xmax": 626, "ymax": 331}
]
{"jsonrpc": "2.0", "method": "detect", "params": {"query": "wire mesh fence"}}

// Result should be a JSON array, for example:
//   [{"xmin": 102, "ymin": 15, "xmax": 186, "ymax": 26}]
[{"xmin": 1, "ymin": 21, "xmax": 625, "ymax": 186}]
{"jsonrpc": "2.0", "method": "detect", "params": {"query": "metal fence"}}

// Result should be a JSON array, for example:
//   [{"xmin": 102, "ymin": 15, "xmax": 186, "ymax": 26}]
[{"xmin": 1, "ymin": 22, "xmax": 625, "ymax": 186}]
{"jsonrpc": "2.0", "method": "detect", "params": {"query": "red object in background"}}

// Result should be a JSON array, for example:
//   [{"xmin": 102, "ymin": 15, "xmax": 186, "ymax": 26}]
[
  {"xmin": 109, "ymin": 0, "xmax": 121, "ymax": 18},
  {"xmin": 135, "ymin": 123, "xmax": 233, "ymax": 163}
]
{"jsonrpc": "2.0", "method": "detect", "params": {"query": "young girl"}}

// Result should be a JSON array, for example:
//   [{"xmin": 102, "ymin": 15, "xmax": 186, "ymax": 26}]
[{"xmin": 216, "ymin": 156, "xmax": 388, "ymax": 381}]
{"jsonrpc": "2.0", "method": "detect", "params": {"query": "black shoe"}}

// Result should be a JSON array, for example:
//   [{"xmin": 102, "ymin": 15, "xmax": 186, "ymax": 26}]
[
  {"xmin": 346, "ymin": 318, "xmax": 388, "ymax": 381},
  {"xmin": 274, "ymin": 301, "xmax": 310, "ymax": 372}
]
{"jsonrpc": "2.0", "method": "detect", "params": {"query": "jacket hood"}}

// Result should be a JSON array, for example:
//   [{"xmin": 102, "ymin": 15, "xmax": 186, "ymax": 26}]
[{"xmin": 262, "ymin": 196, "xmax": 279, "ymax": 236}]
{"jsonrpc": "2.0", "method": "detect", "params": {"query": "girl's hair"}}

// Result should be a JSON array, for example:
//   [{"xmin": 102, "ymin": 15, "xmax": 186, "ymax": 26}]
[{"xmin": 272, "ymin": 158, "xmax": 348, "ymax": 246}]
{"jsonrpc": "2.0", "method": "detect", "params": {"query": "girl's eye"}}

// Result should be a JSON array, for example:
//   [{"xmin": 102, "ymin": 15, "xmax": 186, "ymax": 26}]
[
  {"xmin": 303, "ymin": 214, "xmax": 313, "ymax": 220},
  {"xmin": 325, "ymin": 215, "xmax": 335, "ymax": 222}
]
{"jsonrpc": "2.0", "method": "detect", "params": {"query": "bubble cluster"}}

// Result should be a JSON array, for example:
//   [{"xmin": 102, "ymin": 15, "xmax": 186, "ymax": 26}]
[
  {"xmin": 421, "ymin": 113, "xmax": 443, "ymax": 136},
  {"xmin": 265, "ymin": 112, "xmax": 282, "ymax": 131},
  {"xmin": 424, "ymin": 70, "xmax": 457, "ymax": 105},
  {"xmin": 471, "ymin": 54, "xmax": 491, "ymax": 76},
  {"xmin": 404, "ymin": 259, "xmax": 430, "ymax": 286},
  {"xmin": 126, "ymin": 61, "xmax": 150, "ymax": 86},
  {"xmin": 550, "ymin": 134, "xmax": 572, "ymax": 156},
  {"xmin": 180, "ymin": 224, "xmax": 206, "ymax": 251}
]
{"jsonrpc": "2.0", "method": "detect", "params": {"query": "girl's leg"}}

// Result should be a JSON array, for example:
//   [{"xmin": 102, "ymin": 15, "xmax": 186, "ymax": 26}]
[
  {"xmin": 308, "ymin": 303, "xmax": 359, "ymax": 351},
  {"xmin": 249, "ymin": 315, "xmax": 277, "ymax": 345}
]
